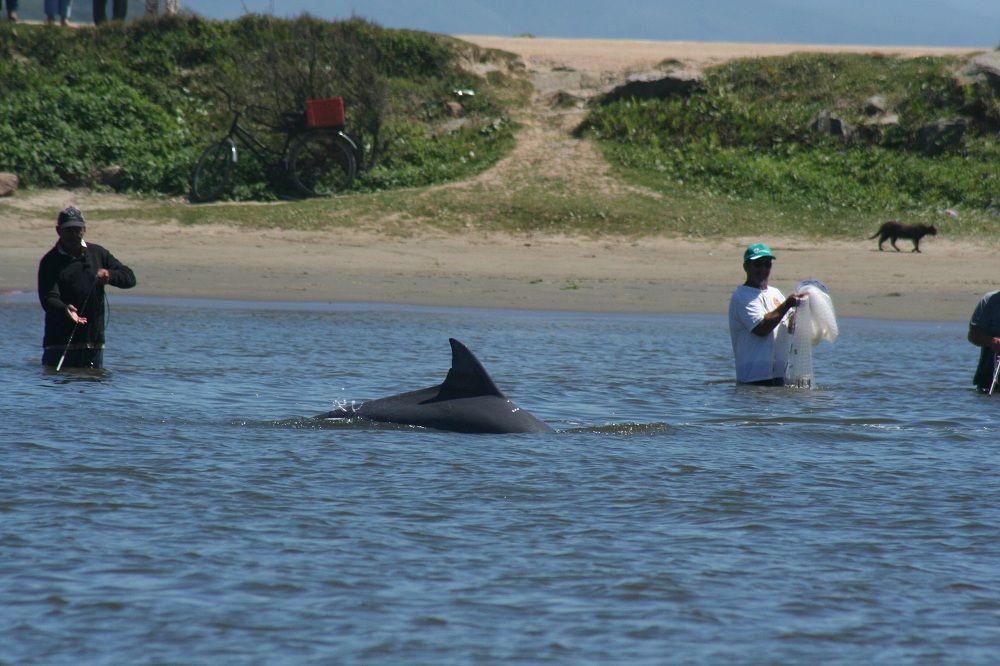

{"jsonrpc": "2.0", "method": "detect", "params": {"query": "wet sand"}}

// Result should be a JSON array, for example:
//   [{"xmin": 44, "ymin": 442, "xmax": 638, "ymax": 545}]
[{"xmin": 3, "ymin": 207, "xmax": 994, "ymax": 321}]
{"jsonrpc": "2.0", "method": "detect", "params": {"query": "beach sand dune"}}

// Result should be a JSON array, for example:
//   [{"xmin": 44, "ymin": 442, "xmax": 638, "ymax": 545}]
[{"xmin": 460, "ymin": 36, "xmax": 981, "ymax": 78}]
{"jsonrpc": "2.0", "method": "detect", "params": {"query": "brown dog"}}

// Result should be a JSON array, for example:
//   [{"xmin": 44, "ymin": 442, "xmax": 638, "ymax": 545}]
[{"xmin": 868, "ymin": 221, "xmax": 937, "ymax": 252}]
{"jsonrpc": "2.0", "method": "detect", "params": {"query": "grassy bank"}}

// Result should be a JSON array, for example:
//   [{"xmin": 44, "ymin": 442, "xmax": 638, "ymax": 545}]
[
  {"xmin": 578, "ymin": 52, "xmax": 1000, "ymax": 240},
  {"xmin": 0, "ymin": 16, "xmax": 525, "ymax": 199},
  {"xmin": 3, "ymin": 23, "xmax": 1000, "ymax": 243}
]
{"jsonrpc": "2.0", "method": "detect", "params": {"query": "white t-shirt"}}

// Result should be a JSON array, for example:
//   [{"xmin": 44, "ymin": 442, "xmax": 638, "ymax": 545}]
[{"xmin": 729, "ymin": 284, "xmax": 790, "ymax": 383}]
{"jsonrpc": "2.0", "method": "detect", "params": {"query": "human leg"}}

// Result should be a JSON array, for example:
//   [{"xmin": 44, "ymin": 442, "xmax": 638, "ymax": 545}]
[
  {"xmin": 42, "ymin": 347, "xmax": 104, "ymax": 370},
  {"xmin": 5, "ymin": 0, "xmax": 17, "ymax": 22},
  {"xmin": 93, "ymin": 0, "xmax": 106, "ymax": 23},
  {"xmin": 165, "ymin": 0, "xmax": 178, "ymax": 14},
  {"xmin": 745, "ymin": 377, "xmax": 785, "ymax": 387},
  {"xmin": 145, "ymin": 0, "xmax": 157, "ymax": 15},
  {"xmin": 112, "ymin": 0, "xmax": 126, "ymax": 19}
]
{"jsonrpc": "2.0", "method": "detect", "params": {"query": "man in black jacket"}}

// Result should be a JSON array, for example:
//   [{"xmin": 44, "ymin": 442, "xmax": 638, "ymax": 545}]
[{"xmin": 38, "ymin": 206, "xmax": 137, "ymax": 369}]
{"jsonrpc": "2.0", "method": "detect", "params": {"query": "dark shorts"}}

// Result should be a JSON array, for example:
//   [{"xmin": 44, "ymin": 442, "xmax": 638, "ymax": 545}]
[
  {"xmin": 742, "ymin": 377, "xmax": 785, "ymax": 387},
  {"xmin": 42, "ymin": 347, "xmax": 104, "ymax": 369}
]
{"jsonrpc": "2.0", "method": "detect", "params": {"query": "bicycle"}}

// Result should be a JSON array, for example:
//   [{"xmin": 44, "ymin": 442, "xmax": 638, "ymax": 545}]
[{"xmin": 190, "ymin": 93, "xmax": 361, "ymax": 203}]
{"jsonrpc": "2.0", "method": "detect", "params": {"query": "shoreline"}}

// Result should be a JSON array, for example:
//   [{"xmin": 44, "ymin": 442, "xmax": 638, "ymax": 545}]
[
  {"xmin": 2, "ymin": 214, "xmax": 994, "ymax": 323},
  {"xmin": 0, "ymin": 289, "xmax": 974, "ymax": 329}
]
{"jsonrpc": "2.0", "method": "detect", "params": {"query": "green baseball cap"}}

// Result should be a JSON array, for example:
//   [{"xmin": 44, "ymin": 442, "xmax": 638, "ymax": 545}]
[{"xmin": 743, "ymin": 243, "xmax": 775, "ymax": 263}]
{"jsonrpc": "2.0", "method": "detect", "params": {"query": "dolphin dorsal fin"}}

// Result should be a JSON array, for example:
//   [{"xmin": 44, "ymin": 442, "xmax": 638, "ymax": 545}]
[{"xmin": 436, "ymin": 338, "xmax": 505, "ymax": 399}]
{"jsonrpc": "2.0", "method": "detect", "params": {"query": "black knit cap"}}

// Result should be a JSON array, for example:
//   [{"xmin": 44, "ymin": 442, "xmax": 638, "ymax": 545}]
[{"xmin": 57, "ymin": 206, "xmax": 85, "ymax": 229}]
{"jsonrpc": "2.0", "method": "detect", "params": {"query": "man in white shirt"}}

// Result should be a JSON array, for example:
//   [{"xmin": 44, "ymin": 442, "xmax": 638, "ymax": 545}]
[
  {"xmin": 967, "ymin": 289, "xmax": 1000, "ymax": 393},
  {"xmin": 728, "ymin": 243, "xmax": 801, "ymax": 385}
]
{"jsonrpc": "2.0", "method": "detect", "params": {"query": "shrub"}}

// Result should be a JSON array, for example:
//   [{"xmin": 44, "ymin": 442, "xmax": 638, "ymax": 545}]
[
  {"xmin": 580, "ymin": 53, "xmax": 1000, "ymax": 215},
  {"xmin": 0, "ymin": 16, "xmax": 522, "ymax": 198}
]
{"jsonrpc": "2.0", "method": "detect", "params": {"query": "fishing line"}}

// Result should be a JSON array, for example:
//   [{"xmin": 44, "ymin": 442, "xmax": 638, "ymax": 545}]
[
  {"xmin": 55, "ymin": 265, "xmax": 100, "ymax": 373},
  {"xmin": 102, "ymin": 289, "xmax": 111, "ymax": 336}
]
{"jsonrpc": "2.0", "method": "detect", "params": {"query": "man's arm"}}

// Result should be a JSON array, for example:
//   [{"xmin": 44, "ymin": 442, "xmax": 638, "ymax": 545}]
[
  {"xmin": 968, "ymin": 326, "xmax": 1000, "ymax": 353},
  {"xmin": 37, "ymin": 254, "xmax": 67, "ymax": 313},
  {"xmin": 751, "ymin": 294, "xmax": 800, "ymax": 337},
  {"xmin": 97, "ymin": 247, "xmax": 137, "ymax": 289}
]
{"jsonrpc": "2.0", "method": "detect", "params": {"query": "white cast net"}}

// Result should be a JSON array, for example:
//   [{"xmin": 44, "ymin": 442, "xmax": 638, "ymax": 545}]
[{"xmin": 785, "ymin": 280, "xmax": 838, "ymax": 388}]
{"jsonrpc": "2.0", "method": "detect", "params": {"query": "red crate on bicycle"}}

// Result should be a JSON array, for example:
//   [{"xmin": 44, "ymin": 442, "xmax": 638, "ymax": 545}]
[{"xmin": 305, "ymin": 97, "xmax": 346, "ymax": 128}]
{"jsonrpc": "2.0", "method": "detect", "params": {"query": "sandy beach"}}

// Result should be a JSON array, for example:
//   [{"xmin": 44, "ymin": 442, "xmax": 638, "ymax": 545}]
[{"xmin": 1, "ymin": 37, "xmax": 994, "ymax": 322}]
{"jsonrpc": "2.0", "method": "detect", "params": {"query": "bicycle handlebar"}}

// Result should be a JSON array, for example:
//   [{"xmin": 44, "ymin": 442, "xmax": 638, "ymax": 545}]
[
  {"xmin": 213, "ymin": 86, "xmax": 271, "ymax": 117},
  {"xmin": 211, "ymin": 86, "xmax": 310, "ymax": 133}
]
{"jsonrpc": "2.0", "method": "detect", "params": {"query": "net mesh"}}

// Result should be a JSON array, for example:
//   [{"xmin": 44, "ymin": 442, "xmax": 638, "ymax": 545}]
[{"xmin": 785, "ymin": 281, "xmax": 838, "ymax": 388}]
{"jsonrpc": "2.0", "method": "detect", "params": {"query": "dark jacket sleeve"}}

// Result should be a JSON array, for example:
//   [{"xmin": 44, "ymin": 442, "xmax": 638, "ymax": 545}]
[
  {"xmin": 96, "ymin": 245, "xmax": 137, "ymax": 289},
  {"xmin": 107, "ymin": 253, "xmax": 136, "ymax": 289},
  {"xmin": 38, "ymin": 250, "xmax": 68, "ymax": 314}
]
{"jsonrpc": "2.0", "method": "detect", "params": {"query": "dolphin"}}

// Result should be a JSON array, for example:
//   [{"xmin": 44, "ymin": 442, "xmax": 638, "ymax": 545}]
[{"xmin": 314, "ymin": 338, "xmax": 554, "ymax": 434}]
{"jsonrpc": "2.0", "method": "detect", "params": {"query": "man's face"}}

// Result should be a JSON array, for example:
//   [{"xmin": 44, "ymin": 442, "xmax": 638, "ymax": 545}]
[
  {"xmin": 744, "ymin": 257, "xmax": 773, "ymax": 287},
  {"xmin": 57, "ymin": 225, "xmax": 85, "ymax": 252}
]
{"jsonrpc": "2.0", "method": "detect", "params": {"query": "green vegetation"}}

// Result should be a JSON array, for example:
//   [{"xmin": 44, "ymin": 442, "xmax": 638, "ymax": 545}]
[
  {"xmin": 0, "ymin": 15, "xmax": 525, "ymax": 199},
  {"xmin": 2, "ymin": 25, "xmax": 999, "ymax": 243},
  {"xmin": 579, "ymin": 53, "xmax": 1000, "ymax": 238}
]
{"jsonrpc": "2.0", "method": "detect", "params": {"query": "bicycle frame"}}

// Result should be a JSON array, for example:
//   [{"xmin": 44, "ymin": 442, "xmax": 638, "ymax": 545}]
[{"xmin": 222, "ymin": 109, "xmax": 296, "ymax": 167}]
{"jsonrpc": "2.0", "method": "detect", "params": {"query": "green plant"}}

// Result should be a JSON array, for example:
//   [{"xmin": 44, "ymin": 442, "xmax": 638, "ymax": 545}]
[
  {"xmin": 579, "ymin": 52, "xmax": 1000, "ymax": 218},
  {"xmin": 0, "ymin": 16, "xmax": 526, "ymax": 199}
]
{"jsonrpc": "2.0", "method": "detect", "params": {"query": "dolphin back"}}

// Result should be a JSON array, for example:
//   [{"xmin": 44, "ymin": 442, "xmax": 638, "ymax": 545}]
[{"xmin": 315, "ymin": 338, "xmax": 553, "ymax": 434}]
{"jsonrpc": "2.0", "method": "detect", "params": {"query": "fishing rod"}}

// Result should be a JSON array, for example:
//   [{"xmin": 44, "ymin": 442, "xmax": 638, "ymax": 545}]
[
  {"xmin": 990, "ymin": 353, "xmax": 1000, "ymax": 396},
  {"xmin": 55, "ymin": 272, "xmax": 100, "ymax": 372}
]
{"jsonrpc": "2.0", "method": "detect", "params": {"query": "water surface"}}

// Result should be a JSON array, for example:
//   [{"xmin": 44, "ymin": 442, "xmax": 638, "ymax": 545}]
[{"xmin": 2, "ymin": 296, "xmax": 997, "ymax": 664}]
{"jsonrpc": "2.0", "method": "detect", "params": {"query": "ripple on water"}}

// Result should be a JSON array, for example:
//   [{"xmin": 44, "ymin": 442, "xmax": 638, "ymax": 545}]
[{"xmin": 1, "ymin": 303, "xmax": 998, "ymax": 663}]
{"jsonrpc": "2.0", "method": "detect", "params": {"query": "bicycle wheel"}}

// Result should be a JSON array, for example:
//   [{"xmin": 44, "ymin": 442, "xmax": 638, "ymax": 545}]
[
  {"xmin": 341, "ymin": 131, "xmax": 365, "ymax": 172},
  {"xmin": 190, "ymin": 138, "xmax": 236, "ymax": 203},
  {"xmin": 287, "ymin": 130, "xmax": 356, "ymax": 197}
]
